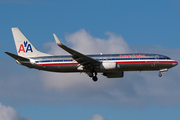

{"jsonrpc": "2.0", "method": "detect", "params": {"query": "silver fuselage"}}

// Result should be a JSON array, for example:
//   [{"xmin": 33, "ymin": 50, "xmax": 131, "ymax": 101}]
[{"xmin": 20, "ymin": 53, "xmax": 178, "ymax": 73}]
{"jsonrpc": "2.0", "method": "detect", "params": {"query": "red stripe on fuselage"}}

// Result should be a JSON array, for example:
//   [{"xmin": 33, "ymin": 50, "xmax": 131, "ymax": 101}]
[{"xmin": 116, "ymin": 60, "xmax": 177, "ymax": 64}]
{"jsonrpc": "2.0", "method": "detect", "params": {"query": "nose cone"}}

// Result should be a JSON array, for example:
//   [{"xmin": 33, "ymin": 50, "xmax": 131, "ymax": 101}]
[{"xmin": 172, "ymin": 61, "xmax": 178, "ymax": 66}]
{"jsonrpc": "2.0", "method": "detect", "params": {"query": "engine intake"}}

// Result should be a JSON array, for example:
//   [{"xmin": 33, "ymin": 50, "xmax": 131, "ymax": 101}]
[{"xmin": 100, "ymin": 62, "xmax": 117, "ymax": 70}]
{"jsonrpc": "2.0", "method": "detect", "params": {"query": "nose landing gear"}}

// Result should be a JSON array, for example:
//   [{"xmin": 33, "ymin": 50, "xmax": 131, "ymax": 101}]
[
  {"xmin": 158, "ymin": 72, "xmax": 162, "ymax": 77},
  {"xmin": 158, "ymin": 68, "xmax": 168, "ymax": 77}
]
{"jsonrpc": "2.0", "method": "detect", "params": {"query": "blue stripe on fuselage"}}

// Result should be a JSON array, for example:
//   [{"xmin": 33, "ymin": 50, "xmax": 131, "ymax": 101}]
[{"xmin": 35, "ymin": 57, "xmax": 169, "ymax": 63}]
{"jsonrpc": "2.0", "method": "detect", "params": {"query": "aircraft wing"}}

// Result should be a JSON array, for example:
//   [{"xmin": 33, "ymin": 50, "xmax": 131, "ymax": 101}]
[{"xmin": 53, "ymin": 34, "xmax": 100, "ymax": 67}]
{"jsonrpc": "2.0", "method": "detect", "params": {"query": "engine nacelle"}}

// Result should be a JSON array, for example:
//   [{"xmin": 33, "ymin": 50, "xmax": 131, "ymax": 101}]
[
  {"xmin": 100, "ymin": 62, "xmax": 117, "ymax": 70},
  {"xmin": 103, "ymin": 71, "xmax": 124, "ymax": 78}
]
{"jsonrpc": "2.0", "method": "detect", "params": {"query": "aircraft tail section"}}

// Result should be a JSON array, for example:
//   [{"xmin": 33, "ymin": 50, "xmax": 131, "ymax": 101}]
[{"xmin": 12, "ymin": 28, "xmax": 51, "ymax": 58}]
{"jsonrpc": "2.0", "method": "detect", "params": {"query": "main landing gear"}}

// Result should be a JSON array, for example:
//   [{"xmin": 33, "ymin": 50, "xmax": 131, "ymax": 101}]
[
  {"xmin": 92, "ymin": 76, "xmax": 98, "ymax": 81},
  {"xmin": 87, "ymin": 70, "xmax": 98, "ymax": 82}
]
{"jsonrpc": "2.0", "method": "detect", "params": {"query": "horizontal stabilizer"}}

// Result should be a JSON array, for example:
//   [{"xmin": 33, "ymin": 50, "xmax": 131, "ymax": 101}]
[{"xmin": 4, "ymin": 52, "xmax": 29, "ymax": 61}]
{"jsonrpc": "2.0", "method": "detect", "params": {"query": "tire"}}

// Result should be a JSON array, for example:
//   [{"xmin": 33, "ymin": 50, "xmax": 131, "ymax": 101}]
[
  {"xmin": 159, "ymin": 73, "xmax": 162, "ymax": 77},
  {"xmin": 92, "ymin": 76, "xmax": 98, "ymax": 82}
]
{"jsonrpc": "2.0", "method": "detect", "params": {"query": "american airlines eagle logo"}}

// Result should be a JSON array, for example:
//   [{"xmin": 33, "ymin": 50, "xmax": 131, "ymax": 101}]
[{"xmin": 18, "ymin": 41, "xmax": 33, "ymax": 53}]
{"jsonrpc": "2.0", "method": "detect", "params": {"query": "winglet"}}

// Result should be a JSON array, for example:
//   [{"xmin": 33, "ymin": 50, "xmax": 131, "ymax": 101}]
[{"xmin": 53, "ymin": 34, "xmax": 62, "ymax": 45}]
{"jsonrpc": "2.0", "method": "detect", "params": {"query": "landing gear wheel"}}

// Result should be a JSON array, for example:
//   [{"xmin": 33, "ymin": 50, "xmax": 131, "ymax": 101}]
[
  {"xmin": 159, "ymin": 73, "xmax": 162, "ymax": 77},
  {"xmin": 88, "ymin": 72, "xmax": 93, "ymax": 77},
  {"xmin": 92, "ymin": 76, "xmax": 98, "ymax": 82}
]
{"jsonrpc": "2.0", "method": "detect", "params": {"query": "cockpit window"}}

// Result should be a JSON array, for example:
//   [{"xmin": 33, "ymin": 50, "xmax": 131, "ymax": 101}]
[{"xmin": 164, "ymin": 57, "xmax": 171, "ymax": 59}]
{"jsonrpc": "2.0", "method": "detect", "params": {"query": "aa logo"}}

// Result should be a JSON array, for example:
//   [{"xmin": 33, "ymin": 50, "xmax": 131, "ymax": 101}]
[{"xmin": 18, "ymin": 41, "xmax": 33, "ymax": 53}]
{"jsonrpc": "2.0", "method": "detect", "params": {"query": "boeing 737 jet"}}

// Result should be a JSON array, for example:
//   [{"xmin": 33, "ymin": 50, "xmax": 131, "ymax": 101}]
[{"xmin": 5, "ymin": 28, "xmax": 178, "ymax": 81}]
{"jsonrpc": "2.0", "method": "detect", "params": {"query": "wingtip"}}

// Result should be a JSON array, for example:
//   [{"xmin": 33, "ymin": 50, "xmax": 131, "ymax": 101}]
[
  {"xmin": 11, "ymin": 27, "xmax": 19, "ymax": 31},
  {"xmin": 53, "ymin": 34, "xmax": 62, "ymax": 45},
  {"xmin": 4, "ymin": 51, "xmax": 9, "ymax": 54}
]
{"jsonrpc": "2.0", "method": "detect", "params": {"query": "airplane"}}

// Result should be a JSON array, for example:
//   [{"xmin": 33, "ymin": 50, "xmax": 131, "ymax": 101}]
[{"xmin": 5, "ymin": 28, "xmax": 178, "ymax": 82}]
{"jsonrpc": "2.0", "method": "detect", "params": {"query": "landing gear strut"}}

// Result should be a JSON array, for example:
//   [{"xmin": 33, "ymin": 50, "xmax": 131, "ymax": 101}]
[
  {"xmin": 158, "ymin": 72, "xmax": 162, "ymax": 77},
  {"xmin": 92, "ymin": 71, "xmax": 98, "ymax": 82}
]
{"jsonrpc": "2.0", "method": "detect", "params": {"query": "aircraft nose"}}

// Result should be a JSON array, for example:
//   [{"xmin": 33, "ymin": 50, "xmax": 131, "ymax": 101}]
[{"xmin": 172, "ymin": 61, "xmax": 178, "ymax": 66}]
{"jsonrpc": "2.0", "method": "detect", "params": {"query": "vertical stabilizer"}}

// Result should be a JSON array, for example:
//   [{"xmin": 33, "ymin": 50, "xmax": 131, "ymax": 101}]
[{"xmin": 12, "ymin": 28, "xmax": 51, "ymax": 58}]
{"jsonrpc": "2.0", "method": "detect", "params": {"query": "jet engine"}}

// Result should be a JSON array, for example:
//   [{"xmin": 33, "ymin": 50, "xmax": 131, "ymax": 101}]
[
  {"xmin": 103, "ymin": 71, "xmax": 124, "ymax": 78},
  {"xmin": 100, "ymin": 62, "xmax": 117, "ymax": 70}
]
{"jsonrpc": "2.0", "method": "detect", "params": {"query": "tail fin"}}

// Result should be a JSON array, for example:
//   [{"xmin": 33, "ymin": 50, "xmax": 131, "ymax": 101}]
[{"xmin": 12, "ymin": 28, "xmax": 51, "ymax": 58}]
